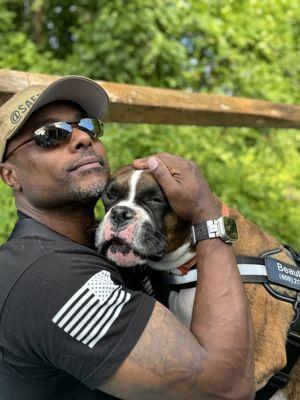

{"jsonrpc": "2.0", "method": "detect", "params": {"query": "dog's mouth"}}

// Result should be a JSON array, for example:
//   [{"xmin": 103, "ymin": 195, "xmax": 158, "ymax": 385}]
[
  {"xmin": 101, "ymin": 237, "xmax": 147, "ymax": 267},
  {"xmin": 104, "ymin": 237, "xmax": 139, "ymax": 256},
  {"xmin": 100, "ymin": 235, "xmax": 166, "ymax": 267}
]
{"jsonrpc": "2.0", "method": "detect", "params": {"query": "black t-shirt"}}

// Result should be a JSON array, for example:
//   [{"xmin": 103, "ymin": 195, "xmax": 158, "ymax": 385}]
[{"xmin": 0, "ymin": 214, "xmax": 156, "ymax": 400}]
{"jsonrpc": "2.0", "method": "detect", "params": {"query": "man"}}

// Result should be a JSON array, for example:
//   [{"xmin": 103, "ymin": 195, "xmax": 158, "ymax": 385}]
[{"xmin": 0, "ymin": 76, "xmax": 254, "ymax": 399}]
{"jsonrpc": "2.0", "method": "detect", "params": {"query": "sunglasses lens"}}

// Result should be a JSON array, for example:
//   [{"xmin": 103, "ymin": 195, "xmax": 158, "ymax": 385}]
[
  {"xmin": 33, "ymin": 120, "xmax": 103, "ymax": 149},
  {"xmin": 34, "ymin": 123, "xmax": 72, "ymax": 148},
  {"xmin": 78, "ymin": 118, "xmax": 104, "ymax": 138}
]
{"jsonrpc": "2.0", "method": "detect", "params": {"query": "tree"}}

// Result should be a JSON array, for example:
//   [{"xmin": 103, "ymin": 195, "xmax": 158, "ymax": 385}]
[{"xmin": 0, "ymin": 0, "xmax": 299, "ymax": 248}]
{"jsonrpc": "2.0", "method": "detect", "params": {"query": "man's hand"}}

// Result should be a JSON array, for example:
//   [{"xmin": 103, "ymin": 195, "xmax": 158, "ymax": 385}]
[
  {"xmin": 99, "ymin": 153, "xmax": 256, "ymax": 400},
  {"xmin": 133, "ymin": 153, "xmax": 219, "ymax": 224}
]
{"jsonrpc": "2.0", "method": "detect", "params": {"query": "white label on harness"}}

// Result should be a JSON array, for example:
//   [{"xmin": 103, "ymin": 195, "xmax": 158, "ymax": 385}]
[{"xmin": 266, "ymin": 257, "xmax": 300, "ymax": 291}]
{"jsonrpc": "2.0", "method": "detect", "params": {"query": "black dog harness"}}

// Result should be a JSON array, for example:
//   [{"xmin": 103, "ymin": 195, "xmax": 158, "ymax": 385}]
[{"xmin": 168, "ymin": 246, "xmax": 300, "ymax": 399}]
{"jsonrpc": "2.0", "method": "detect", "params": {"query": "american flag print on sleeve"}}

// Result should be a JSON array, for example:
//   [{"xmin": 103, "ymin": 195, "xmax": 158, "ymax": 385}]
[{"xmin": 52, "ymin": 270, "xmax": 131, "ymax": 349}]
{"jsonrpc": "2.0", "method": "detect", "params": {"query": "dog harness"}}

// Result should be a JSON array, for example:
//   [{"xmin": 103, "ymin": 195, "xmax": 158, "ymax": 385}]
[{"xmin": 168, "ymin": 246, "xmax": 300, "ymax": 400}]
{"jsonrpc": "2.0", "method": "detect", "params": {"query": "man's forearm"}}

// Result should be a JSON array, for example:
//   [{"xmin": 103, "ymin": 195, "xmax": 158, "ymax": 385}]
[
  {"xmin": 133, "ymin": 154, "xmax": 254, "ymax": 399},
  {"xmin": 191, "ymin": 238, "xmax": 254, "ymax": 398}
]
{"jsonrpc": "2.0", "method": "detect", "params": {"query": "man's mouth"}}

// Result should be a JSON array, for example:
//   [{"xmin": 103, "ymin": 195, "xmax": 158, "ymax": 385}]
[
  {"xmin": 67, "ymin": 157, "xmax": 105, "ymax": 172},
  {"xmin": 75, "ymin": 161, "xmax": 101, "ymax": 172}
]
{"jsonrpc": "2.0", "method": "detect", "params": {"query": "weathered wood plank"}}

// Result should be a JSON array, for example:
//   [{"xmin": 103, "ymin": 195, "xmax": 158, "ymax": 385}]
[{"xmin": 0, "ymin": 69, "xmax": 299, "ymax": 128}]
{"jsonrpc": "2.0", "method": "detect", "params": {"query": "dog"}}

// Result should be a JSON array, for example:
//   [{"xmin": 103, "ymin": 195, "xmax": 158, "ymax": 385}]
[{"xmin": 96, "ymin": 165, "xmax": 300, "ymax": 400}]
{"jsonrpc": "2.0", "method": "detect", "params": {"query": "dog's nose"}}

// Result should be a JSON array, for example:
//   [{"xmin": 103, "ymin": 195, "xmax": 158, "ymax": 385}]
[{"xmin": 110, "ymin": 206, "xmax": 135, "ymax": 228}]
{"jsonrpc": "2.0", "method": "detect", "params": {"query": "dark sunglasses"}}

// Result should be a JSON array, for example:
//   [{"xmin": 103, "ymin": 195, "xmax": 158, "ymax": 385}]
[{"xmin": 5, "ymin": 118, "xmax": 104, "ymax": 159}]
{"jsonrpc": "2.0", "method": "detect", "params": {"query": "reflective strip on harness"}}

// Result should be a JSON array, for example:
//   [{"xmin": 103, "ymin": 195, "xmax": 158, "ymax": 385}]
[
  {"xmin": 238, "ymin": 264, "xmax": 267, "ymax": 276},
  {"xmin": 169, "ymin": 256, "xmax": 300, "ymax": 290},
  {"xmin": 168, "ymin": 261, "xmax": 268, "ymax": 286}
]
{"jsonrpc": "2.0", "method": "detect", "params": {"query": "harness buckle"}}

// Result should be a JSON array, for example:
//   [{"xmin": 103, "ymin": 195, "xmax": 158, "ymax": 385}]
[
  {"xmin": 293, "ymin": 292, "xmax": 300, "ymax": 318},
  {"xmin": 284, "ymin": 244, "xmax": 300, "ymax": 266},
  {"xmin": 290, "ymin": 293, "xmax": 300, "ymax": 335}
]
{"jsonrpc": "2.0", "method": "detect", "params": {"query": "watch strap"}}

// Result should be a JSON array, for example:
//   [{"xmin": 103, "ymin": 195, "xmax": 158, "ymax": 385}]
[{"xmin": 191, "ymin": 222, "xmax": 209, "ymax": 243}]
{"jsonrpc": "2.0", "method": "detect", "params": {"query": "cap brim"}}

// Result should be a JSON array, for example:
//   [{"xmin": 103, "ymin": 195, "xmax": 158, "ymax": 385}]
[{"xmin": 30, "ymin": 75, "xmax": 109, "ymax": 119}]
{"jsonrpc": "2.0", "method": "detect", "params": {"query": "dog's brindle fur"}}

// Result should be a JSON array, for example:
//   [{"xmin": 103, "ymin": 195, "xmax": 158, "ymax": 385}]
[{"xmin": 96, "ymin": 166, "xmax": 300, "ymax": 400}]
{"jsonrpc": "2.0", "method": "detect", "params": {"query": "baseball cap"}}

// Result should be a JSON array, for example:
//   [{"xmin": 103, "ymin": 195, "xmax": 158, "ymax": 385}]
[{"xmin": 0, "ymin": 75, "xmax": 109, "ymax": 162}]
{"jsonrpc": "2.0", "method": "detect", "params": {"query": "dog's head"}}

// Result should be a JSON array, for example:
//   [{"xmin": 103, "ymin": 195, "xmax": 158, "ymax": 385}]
[{"xmin": 95, "ymin": 166, "xmax": 190, "ymax": 267}]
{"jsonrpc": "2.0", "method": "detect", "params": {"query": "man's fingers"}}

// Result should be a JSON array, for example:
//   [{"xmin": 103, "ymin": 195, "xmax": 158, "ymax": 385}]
[
  {"xmin": 147, "ymin": 157, "xmax": 159, "ymax": 171},
  {"xmin": 133, "ymin": 153, "xmax": 183, "ymax": 200},
  {"xmin": 146, "ymin": 157, "xmax": 177, "ymax": 197},
  {"xmin": 133, "ymin": 153, "xmax": 175, "ymax": 170},
  {"xmin": 133, "ymin": 157, "xmax": 150, "ymax": 170}
]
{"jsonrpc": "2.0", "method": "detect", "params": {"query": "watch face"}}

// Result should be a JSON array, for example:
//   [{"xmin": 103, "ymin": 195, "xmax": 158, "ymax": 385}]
[{"xmin": 224, "ymin": 217, "xmax": 238, "ymax": 241}]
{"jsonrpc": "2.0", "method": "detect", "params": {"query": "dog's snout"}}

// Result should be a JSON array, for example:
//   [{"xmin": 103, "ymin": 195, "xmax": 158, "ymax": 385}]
[{"xmin": 110, "ymin": 206, "xmax": 135, "ymax": 228}]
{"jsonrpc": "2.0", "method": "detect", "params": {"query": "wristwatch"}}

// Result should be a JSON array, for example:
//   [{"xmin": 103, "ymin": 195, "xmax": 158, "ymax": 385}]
[{"xmin": 191, "ymin": 216, "xmax": 238, "ymax": 245}]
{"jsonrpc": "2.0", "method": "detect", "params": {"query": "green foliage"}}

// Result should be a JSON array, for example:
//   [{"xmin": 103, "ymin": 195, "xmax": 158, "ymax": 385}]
[
  {"xmin": 64, "ymin": 0, "xmax": 190, "ymax": 87},
  {"xmin": 101, "ymin": 124, "xmax": 300, "ymax": 248},
  {"xmin": 0, "ymin": 0, "xmax": 299, "ymax": 250},
  {"xmin": 0, "ymin": 181, "xmax": 16, "ymax": 241}
]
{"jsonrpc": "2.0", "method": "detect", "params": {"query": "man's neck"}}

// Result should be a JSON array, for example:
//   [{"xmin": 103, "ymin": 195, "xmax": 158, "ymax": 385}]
[{"xmin": 17, "ymin": 203, "xmax": 98, "ymax": 247}]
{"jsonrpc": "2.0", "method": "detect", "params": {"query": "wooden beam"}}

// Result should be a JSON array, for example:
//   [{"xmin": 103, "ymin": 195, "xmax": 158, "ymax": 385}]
[{"xmin": 0, "ymin": 69, "xmax": 299, "ymax": 128}]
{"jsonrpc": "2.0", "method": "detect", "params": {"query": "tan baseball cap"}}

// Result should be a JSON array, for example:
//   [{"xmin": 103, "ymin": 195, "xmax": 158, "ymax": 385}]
[{"xmin": 0, "ymin": 75, "xmax": 109, "ymax": 162}]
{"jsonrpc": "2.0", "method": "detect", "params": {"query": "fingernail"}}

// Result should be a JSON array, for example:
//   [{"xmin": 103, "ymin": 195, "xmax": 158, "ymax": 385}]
[{"xmin": 148, "ymin": 157, "xmax": 158, "ymax": 170}]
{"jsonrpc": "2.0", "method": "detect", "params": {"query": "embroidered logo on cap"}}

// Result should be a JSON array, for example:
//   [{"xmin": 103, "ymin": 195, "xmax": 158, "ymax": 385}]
[{"xmin": 10, "ymin": 94, "xmax": 40, "ymax": 124}]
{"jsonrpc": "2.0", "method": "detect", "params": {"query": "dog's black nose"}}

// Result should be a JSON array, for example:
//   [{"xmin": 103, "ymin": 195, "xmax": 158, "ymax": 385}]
[{"xmin": 110, "ymin": 206, "xmax": 135, "ymax": 228}]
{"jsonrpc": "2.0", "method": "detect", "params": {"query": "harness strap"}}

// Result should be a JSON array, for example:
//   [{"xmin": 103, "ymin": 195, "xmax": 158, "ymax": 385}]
[
  {"xmin": 255, "ymin": 318, "xmax": 300, "ymax": 399},
  {"xmin": 255, "ymin": 373, "xmax": 290, "ymax": 399},
  {"xmin": 169, "ymin": 256, "xmax": 269, "ymax": 286},
  {"xmin": 168, "ymin": 250, "xmax": 300, "ymax": 400},
  {"xmin": 177, "ymin": 256, "xmax": 197, "ymax": 275}
]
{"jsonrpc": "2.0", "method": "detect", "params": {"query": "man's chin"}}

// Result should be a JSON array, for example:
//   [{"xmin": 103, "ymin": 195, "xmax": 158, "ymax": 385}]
[
  {"xmin": 69, "ymin": 182, "xmax": 105, "ymax": 204},
  {"xmin": 68, "ymin": 172, "xmax": 108, "ymax": 204}
]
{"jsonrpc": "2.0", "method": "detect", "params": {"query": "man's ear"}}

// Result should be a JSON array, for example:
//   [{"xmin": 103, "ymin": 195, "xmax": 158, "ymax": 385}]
[{"xmin": 0, "ymin": 162, "xmax": 21, "ymax": 190}]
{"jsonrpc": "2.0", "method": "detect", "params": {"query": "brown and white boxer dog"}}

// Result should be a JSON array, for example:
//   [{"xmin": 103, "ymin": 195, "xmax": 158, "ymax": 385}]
[{"xmin": 95, "ymin": 165, "xmax": 300, "ymax": 400}]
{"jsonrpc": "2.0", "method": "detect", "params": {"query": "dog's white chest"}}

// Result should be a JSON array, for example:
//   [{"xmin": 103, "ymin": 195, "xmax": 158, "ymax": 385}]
[{"xmin": 168, "ymin": 288, "xmax": 196, "ymax": 328}]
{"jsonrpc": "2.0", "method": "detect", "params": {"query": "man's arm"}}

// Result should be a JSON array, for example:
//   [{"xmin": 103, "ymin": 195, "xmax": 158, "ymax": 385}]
[{"xmin": 100, "ymin": 154, "xmax": 254, "ymax": 400}]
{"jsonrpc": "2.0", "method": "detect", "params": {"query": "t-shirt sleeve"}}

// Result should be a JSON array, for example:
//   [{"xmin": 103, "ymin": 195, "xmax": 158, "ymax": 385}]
[{"xmin": 1, "ymin": 251, "xmax": 155, "ymax": 389}]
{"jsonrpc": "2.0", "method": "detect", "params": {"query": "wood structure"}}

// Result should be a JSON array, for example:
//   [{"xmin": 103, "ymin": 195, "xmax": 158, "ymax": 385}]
[{"xmin": 0, "ymin": 69, "xmax": 299, "ymax": 128}]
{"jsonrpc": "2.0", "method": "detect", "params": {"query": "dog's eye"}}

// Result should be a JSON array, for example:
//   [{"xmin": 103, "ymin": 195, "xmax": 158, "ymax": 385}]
[
  {"xmin": 145, "ymin": 197, "xmax": 163, "ymax": 203},
  {"xmin": 106, "ymin": 191, "xmax": 113, "ymax": 199},
  {"xmin": 103, "ymin": 185, "xmax": 121, "ymax": 201},
  {"xmin": 106, "ymin": 190, "xmax": 117, "ymax": 200}
]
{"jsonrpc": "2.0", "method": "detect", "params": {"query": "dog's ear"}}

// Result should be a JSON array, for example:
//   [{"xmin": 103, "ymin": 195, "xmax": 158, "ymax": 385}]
[{"xmin": 163, "ymin": 211, "xmax": 190, "ymax": 253}]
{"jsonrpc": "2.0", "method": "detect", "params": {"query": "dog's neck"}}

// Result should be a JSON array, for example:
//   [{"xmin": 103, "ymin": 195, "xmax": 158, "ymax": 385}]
[
  {"xmin": 151, "ymin": 199, "xmax": 228, "ymax": 273},
  {"xmin": 148, "ymin": 236, "xmax": 196, "ymax": 272}
]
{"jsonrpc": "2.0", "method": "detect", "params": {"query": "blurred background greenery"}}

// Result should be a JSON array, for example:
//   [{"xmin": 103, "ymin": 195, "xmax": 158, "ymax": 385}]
[{"xmin": 0, "ymin": 0, "xmax": 299, "ymax": 248}]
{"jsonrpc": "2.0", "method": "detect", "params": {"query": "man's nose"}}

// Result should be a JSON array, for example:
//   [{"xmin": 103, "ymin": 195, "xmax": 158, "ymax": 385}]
[
  {"xmin": 69, "ymin": 127, "xmax": 92, "ymax": 152},
  {"xmin": 110, "ymin": 206, "xmax": 135, "ymax": 229}
]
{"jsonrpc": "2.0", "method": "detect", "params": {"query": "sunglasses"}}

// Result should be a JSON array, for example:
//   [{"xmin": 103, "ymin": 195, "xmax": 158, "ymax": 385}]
[{"xmin": 5, "ymin": 118, "xmax": 104, "ymax": 160}]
